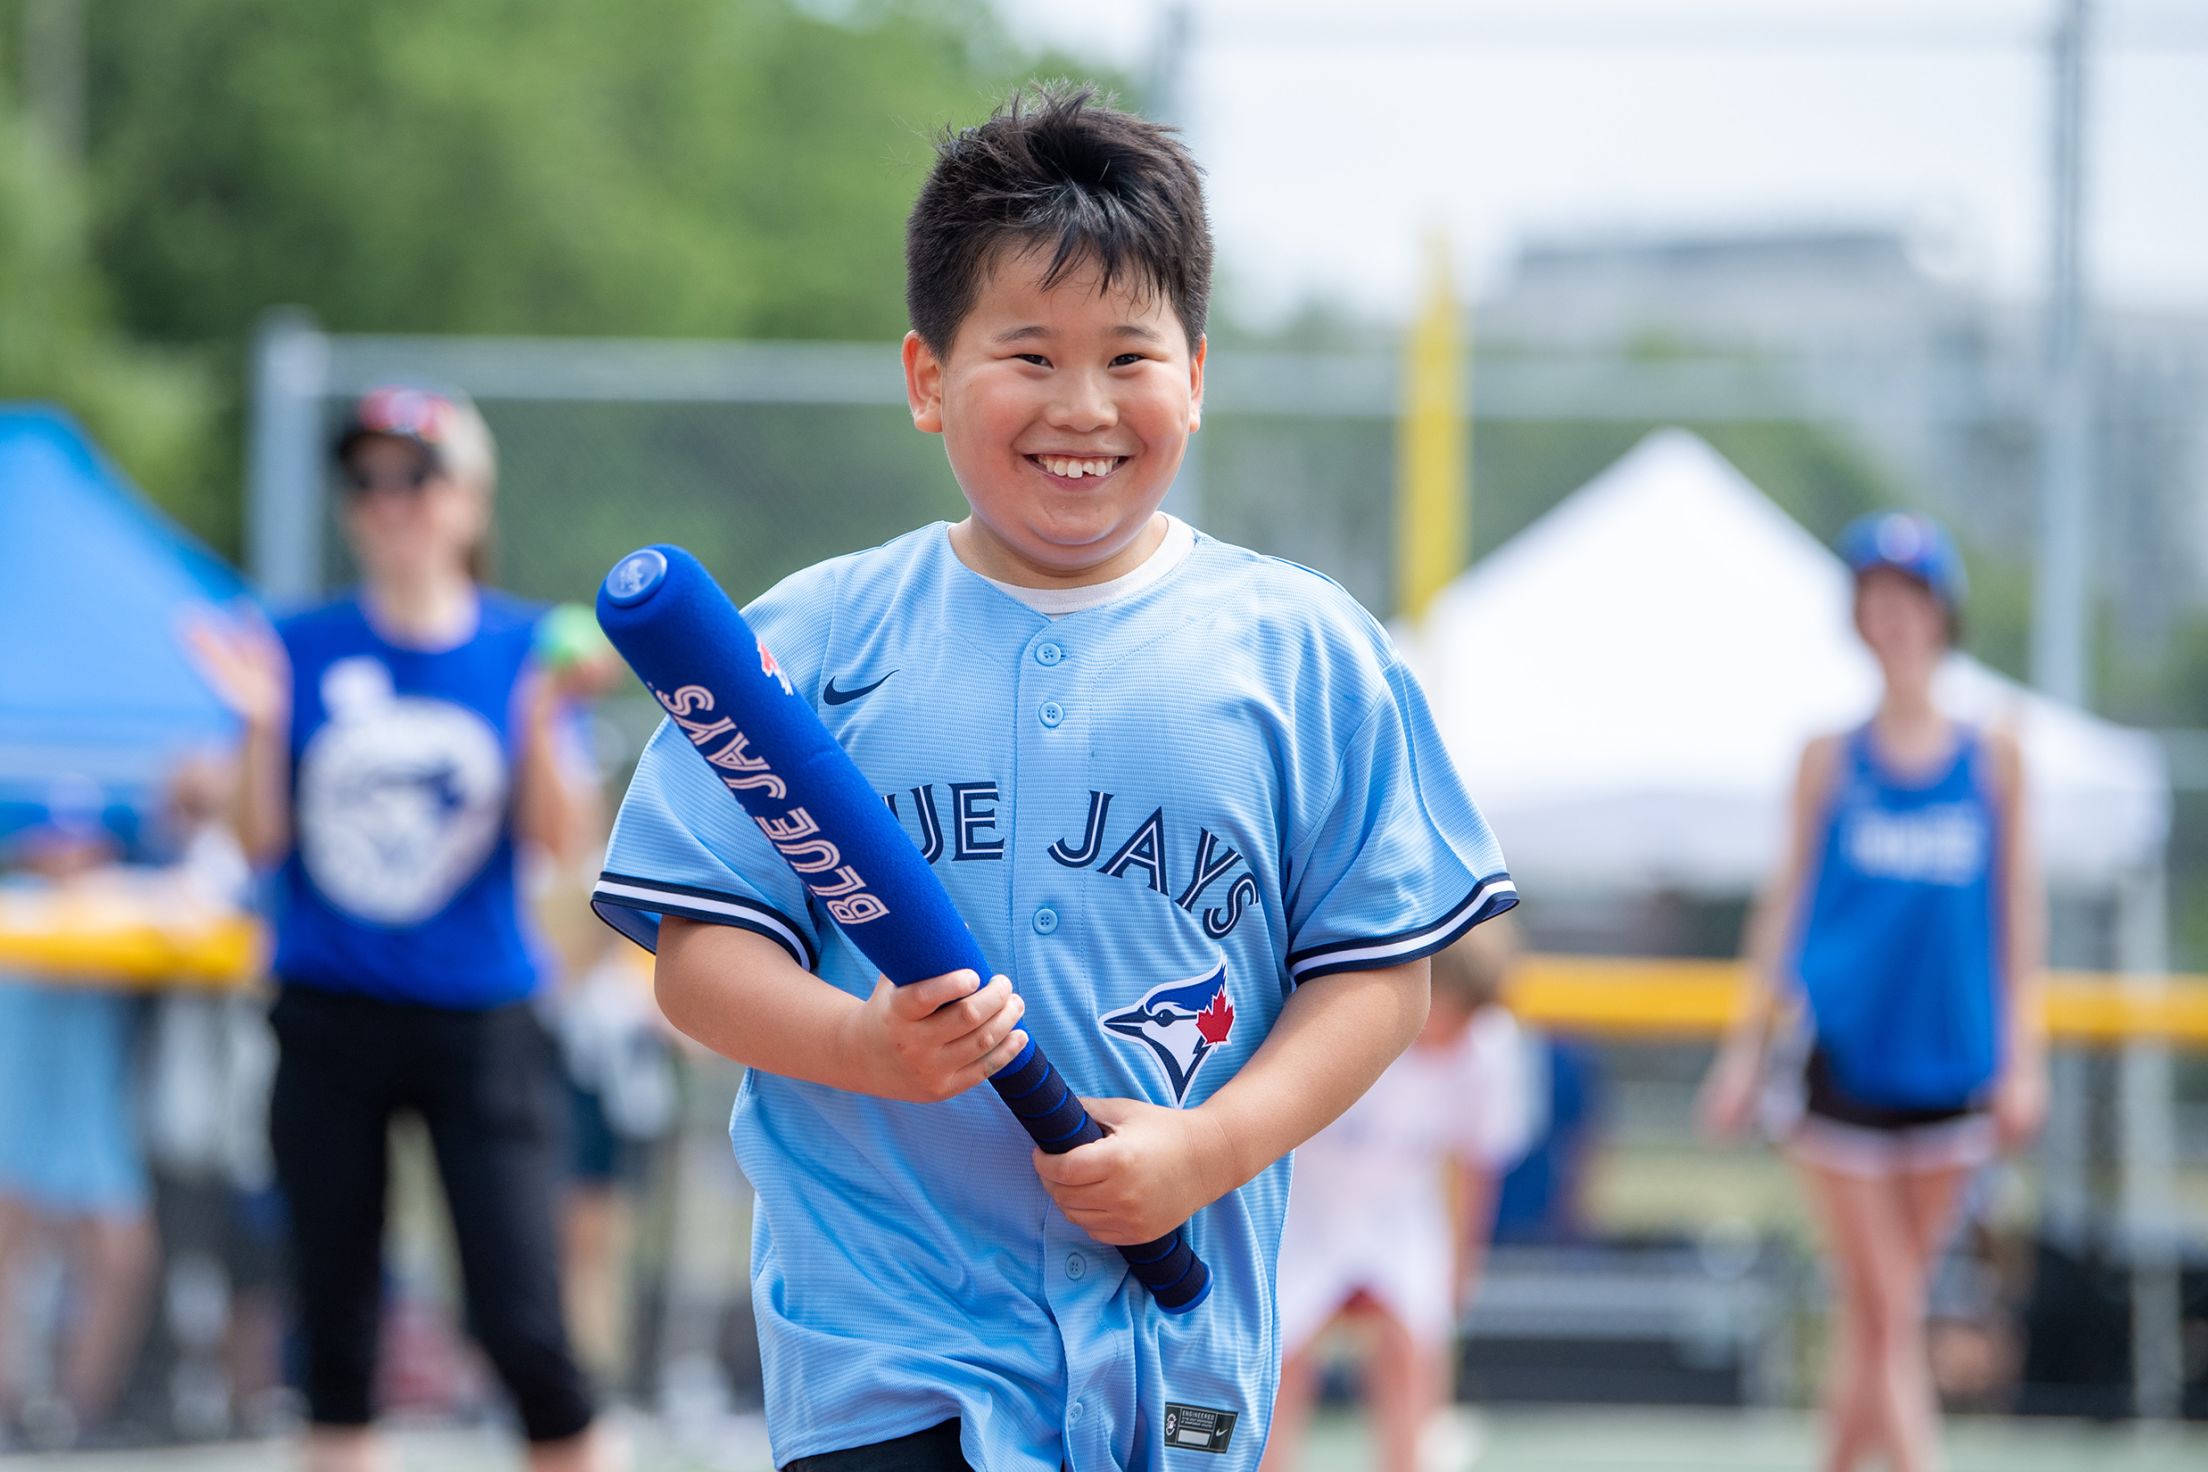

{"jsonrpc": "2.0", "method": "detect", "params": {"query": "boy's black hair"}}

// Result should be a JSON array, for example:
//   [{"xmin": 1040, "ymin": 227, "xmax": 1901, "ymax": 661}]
[{"xmin": 906, "ymin": 82, "xmax": 1212, "ymax": 355}]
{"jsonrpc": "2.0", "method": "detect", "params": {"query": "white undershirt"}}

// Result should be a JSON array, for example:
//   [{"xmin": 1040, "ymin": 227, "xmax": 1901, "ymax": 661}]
[{"xmin": 974, "ymin": 516, "xmax": 1197, "ymax": 617}]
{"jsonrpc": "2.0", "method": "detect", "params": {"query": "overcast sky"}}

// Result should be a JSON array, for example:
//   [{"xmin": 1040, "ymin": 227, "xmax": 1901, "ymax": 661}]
[{"xmin": 994, "ymin": 0, "xmax": 2208, "ymax": 326}]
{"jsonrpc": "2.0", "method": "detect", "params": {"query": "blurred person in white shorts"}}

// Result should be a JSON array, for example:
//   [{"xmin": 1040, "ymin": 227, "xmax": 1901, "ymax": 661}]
[{"xmin": 1262, "ymin": 920, "xmax": 1539, "ymax": 1472}]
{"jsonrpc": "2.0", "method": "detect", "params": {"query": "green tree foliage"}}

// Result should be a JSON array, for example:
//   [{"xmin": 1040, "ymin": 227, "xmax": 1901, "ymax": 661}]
[
  {"xmin": 0, "ymin": 91, "xmax": 222, "ymax": 530},
  {"xmin": 0, "ymin": 0, "xmax": 1103, "ymax": 557},
  {"xmin": 80, "ymin": 0, "xmax": 1073, "ymax": 344}
]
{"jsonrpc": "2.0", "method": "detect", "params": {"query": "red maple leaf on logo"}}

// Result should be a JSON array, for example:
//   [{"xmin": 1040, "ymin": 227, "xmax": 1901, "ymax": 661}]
[
  {"xmin": 758, "ymin": 644, "xmax": 782, "ymax": 679},
  {"xmin": 1194, "ymin": 988, "xmax": 1235, "ymax": 1046}
]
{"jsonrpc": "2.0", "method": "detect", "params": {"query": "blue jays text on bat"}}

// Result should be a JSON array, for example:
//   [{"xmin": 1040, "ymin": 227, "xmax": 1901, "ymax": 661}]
[{"xmin": 654, "ymin": 680, "xmax": 890, "ymax": 927}]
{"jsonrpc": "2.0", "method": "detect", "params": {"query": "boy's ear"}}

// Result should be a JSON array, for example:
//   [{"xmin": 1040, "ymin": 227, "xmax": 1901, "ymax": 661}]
[
  {"xmin": 1187, "ymin": 334, "xmax": 1207, "ymax": 433},
  {"xmin": 902, "ymin": 331, "xmax": 945, "ymax": 435}
]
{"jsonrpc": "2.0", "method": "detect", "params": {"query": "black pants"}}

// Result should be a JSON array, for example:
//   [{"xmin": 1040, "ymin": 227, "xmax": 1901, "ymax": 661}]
[
  {"xmin": 268, "ymin": 985, "xmax": 595, "ymax": 1443},
  {"xmin": 784, "ymin": 1421, "xmax": 971, "ymax": 1472}
]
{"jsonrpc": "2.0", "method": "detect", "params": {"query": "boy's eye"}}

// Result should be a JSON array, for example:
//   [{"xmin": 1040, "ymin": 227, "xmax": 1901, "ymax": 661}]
[
  {"xmin": 1110, "ymin": 353, "xmax": 1147, "ymax": 368},
  {"xmin": 1013, "ymin": 353, "xmax": 1050, "ymax": 367}
]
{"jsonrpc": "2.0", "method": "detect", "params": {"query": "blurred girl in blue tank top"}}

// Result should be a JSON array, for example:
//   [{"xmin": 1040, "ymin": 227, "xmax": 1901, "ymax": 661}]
[
  {"xmin": 186, "ymin": 387, "xmax": 612, "ymax": 1472},
  {"xmin": 1698, "ymin": 513, "xmax": 2047, "ymax": 1472}
]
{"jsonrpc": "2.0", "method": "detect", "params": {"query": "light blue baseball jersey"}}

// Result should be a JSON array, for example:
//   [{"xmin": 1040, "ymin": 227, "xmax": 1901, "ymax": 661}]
[{"xmin": 594, "ymin": 521, "xmax": 1513, "ymax": 1472}]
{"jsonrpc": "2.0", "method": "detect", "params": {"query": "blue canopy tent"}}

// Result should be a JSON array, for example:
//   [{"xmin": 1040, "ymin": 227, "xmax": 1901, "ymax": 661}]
[{"xmin": 0, "ymin": 406, "xmax": 247, "ymax": 850}]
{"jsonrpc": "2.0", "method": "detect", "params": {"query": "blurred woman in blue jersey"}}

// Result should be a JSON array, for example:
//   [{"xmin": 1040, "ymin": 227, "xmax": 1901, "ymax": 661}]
[
  {"xmin": 1699, "ymin": 512, "xmax": 2046, "ymax": 1472},
  {"xmin": 187, "ymin": 387, "xmax": 611, "ymax": 1472}
]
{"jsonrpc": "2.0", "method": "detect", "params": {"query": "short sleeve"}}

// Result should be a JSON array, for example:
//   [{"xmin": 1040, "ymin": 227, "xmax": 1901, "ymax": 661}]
[
  {"xmin": 1450, "ymin": 1010, "xmax": 1541, "ymax": 1169},
  {"xmin": 1285, "ymin": 659, "xmax": 1515, "ymax": 985},
  {"xmin": 591, "ymin": 716, "xmax": 822, "ymax": 971}
]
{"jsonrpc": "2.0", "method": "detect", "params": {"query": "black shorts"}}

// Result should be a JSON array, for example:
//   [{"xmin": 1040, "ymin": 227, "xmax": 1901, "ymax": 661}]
[
  {"xmin": 783, "ymin": 1421, "xmax": 971, "ymax": 1472},
  {"xmin": 268, "ymin": 985, "xmax": 595, "ymax": 1442},
  {"xmin": 1786, "ymin": 1046, "xmax": 1994, "ymax": 1178}
]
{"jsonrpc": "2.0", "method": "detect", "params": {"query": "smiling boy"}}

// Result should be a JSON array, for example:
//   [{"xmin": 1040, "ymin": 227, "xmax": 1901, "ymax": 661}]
[{"xmin": 591, "ymin": 84, "xmax": 1515, "ymax": 1472}]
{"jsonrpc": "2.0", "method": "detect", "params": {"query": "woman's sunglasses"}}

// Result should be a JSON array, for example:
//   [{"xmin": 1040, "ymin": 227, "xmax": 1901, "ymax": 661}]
[{"xmin": 340, "ymin": 462, "xmax": 435, "ymax": 499}]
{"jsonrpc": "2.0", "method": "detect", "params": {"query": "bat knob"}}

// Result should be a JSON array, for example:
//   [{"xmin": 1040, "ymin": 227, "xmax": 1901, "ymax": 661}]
[{"xmin": 603, "ymin": 548, "xmax": 670, "ymax": 607}]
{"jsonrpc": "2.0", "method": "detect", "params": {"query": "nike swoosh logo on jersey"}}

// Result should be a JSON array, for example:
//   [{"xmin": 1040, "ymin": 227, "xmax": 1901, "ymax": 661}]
[{"xmin": 822, "ymin": 671, "xmax": 898, "ymax": 705}]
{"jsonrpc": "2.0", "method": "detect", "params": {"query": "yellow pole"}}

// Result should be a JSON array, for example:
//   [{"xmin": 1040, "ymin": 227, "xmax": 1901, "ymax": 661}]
[{"xmin": 1397, "ymin": 231, "xmax": 1468, "ymax": 622}]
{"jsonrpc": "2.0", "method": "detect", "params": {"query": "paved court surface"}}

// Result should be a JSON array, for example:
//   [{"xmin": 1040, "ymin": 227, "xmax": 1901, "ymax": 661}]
[{"xmin": 1, "ymin": 1407, "xmax": 2201, "ymax": 1470}]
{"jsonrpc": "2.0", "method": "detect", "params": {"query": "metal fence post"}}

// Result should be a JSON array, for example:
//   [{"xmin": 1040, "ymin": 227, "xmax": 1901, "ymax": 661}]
[
  {"xmin": 2117, "ymin": 861, "xmax": 2181, "ymax": 1420},
  {"xmin": 247, "ymin": 308, "xmax": 331, "ymax": 603}
]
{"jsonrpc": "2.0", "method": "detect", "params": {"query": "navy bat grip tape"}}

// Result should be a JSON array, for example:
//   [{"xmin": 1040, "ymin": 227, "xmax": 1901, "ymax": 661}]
[{"xmin": 597, "ymin": 545, "xmax": 1210, "ymax": 1315}]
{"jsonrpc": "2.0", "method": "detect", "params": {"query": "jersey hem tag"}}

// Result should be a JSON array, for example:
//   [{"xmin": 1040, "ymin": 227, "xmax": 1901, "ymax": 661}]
[{"xmin": 1162, "ymin": 1403, "xmax": 1237, "ymax": 1454}]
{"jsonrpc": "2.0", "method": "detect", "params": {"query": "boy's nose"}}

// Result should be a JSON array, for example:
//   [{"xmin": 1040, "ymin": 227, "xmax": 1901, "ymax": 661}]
[{"xmin": 1045, "ymin": 373, "xmax": 1117, "ymax": 432}]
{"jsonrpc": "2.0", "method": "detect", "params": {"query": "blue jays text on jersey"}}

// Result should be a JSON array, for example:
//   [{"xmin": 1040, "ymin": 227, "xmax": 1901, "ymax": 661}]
[
  {"xmin": 866, "ymin": 781, "xmax": 1263, "ymax": 943},
  {"xmin": 592, "ymin": 522, "xmax": 1513, "ymax": 1472}
]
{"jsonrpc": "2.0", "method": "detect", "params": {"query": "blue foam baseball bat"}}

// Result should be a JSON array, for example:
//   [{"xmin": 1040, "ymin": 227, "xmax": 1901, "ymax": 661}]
[{"xmin": 597, "ymin": 545, "xmax": 1211, "ymax": 1315}]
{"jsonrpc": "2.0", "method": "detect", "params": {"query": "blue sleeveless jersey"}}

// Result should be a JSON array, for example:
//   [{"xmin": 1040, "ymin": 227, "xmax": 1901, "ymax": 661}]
[
  {"xmin": 1790, "ymin": 724, "xmax": 2003, "ymax": 1108},
  {"xmin": 271, "ymin": 590, "xmax": 549, "ymax": 1009}
]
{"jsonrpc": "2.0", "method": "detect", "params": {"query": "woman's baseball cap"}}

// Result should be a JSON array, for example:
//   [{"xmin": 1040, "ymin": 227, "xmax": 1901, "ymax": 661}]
[
  {"xmin": 1838, "ymin": 510, "xmax": 1966, "ymax": 615},
  {"xmin": 332, "ymin": 384, "xmax": 497, "ymax": 487}
]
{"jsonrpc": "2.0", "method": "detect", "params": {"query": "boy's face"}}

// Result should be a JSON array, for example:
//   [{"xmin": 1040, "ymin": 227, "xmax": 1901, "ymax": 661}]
[{"xmin": 903, "ymin": 245, "xmax": 1205, "ymax": 585}]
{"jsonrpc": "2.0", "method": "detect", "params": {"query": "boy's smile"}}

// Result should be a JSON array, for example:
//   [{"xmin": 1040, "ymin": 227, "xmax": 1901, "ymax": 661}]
[
  {"xmin": 903, "ymin": 246, "xmax": 1206, "ymax": 589},
  {"xmin": 1028, "ymin": 453, "xmax": 1126, "ymax": 483}
]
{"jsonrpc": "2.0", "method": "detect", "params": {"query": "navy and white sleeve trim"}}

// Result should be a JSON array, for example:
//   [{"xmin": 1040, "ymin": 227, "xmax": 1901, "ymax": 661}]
[
  {"xmin": 1287, "ymin": 872, "xmax": 1519, "ymax": 984},
  {"xmin": 590, "ymin": 872, "xmax": 818, "ymax": 971}
]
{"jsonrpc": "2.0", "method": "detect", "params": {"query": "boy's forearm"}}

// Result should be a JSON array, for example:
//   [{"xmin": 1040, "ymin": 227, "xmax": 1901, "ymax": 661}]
[
  {"xmin": 1192, "ymin": 955, "xmax": 1430, "ymax": 1196},
  {"xmin": 656, "ymin": 916, "xmax": 870, "ymax": 1089}
]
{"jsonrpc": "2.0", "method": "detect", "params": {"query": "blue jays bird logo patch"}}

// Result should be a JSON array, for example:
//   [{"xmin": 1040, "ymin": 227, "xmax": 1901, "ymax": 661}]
[
  {"xmin": 1101, "ymin": 964, "xmax": 1236, "ymax": 1105},
  {"xmin": 757, "ymin": 641, "xmax": 795, "ymax": 696}
]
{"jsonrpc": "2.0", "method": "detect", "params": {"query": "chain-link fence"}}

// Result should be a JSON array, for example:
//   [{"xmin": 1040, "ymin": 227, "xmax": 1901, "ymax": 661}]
[{"xmin": 237, "ymin": 313, "xmax": 2208, "ymax": 1424}]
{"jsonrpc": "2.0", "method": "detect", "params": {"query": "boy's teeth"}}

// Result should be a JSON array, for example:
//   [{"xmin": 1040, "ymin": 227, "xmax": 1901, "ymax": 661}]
[{"xmin": 1040, "ymin": 456, "xmax": 1120, "ymax": 479}]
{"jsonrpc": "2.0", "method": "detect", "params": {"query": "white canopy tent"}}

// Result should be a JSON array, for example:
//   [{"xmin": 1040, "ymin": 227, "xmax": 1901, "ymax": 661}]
[
  {"xmin": 1396, "ymin": 428, "xmax": 2182, "ymax": 1418},
  {"xmin": 1398, "ymin": 428, "xmax": 2170, "ymax": 894}
]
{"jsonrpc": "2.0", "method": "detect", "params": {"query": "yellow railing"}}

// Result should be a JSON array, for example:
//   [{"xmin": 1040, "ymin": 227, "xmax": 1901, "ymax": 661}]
[
  {"xmin": 6, "ymin": 908, "xmax": 2205, "ymax": 1048},
  {"xmin": 0, "ymin": 892, "xmax": 264, "ymax": 991},
  {"xmin": 1510, "ymin": 955, "xmax": 2208, "ymax": 1048}
]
